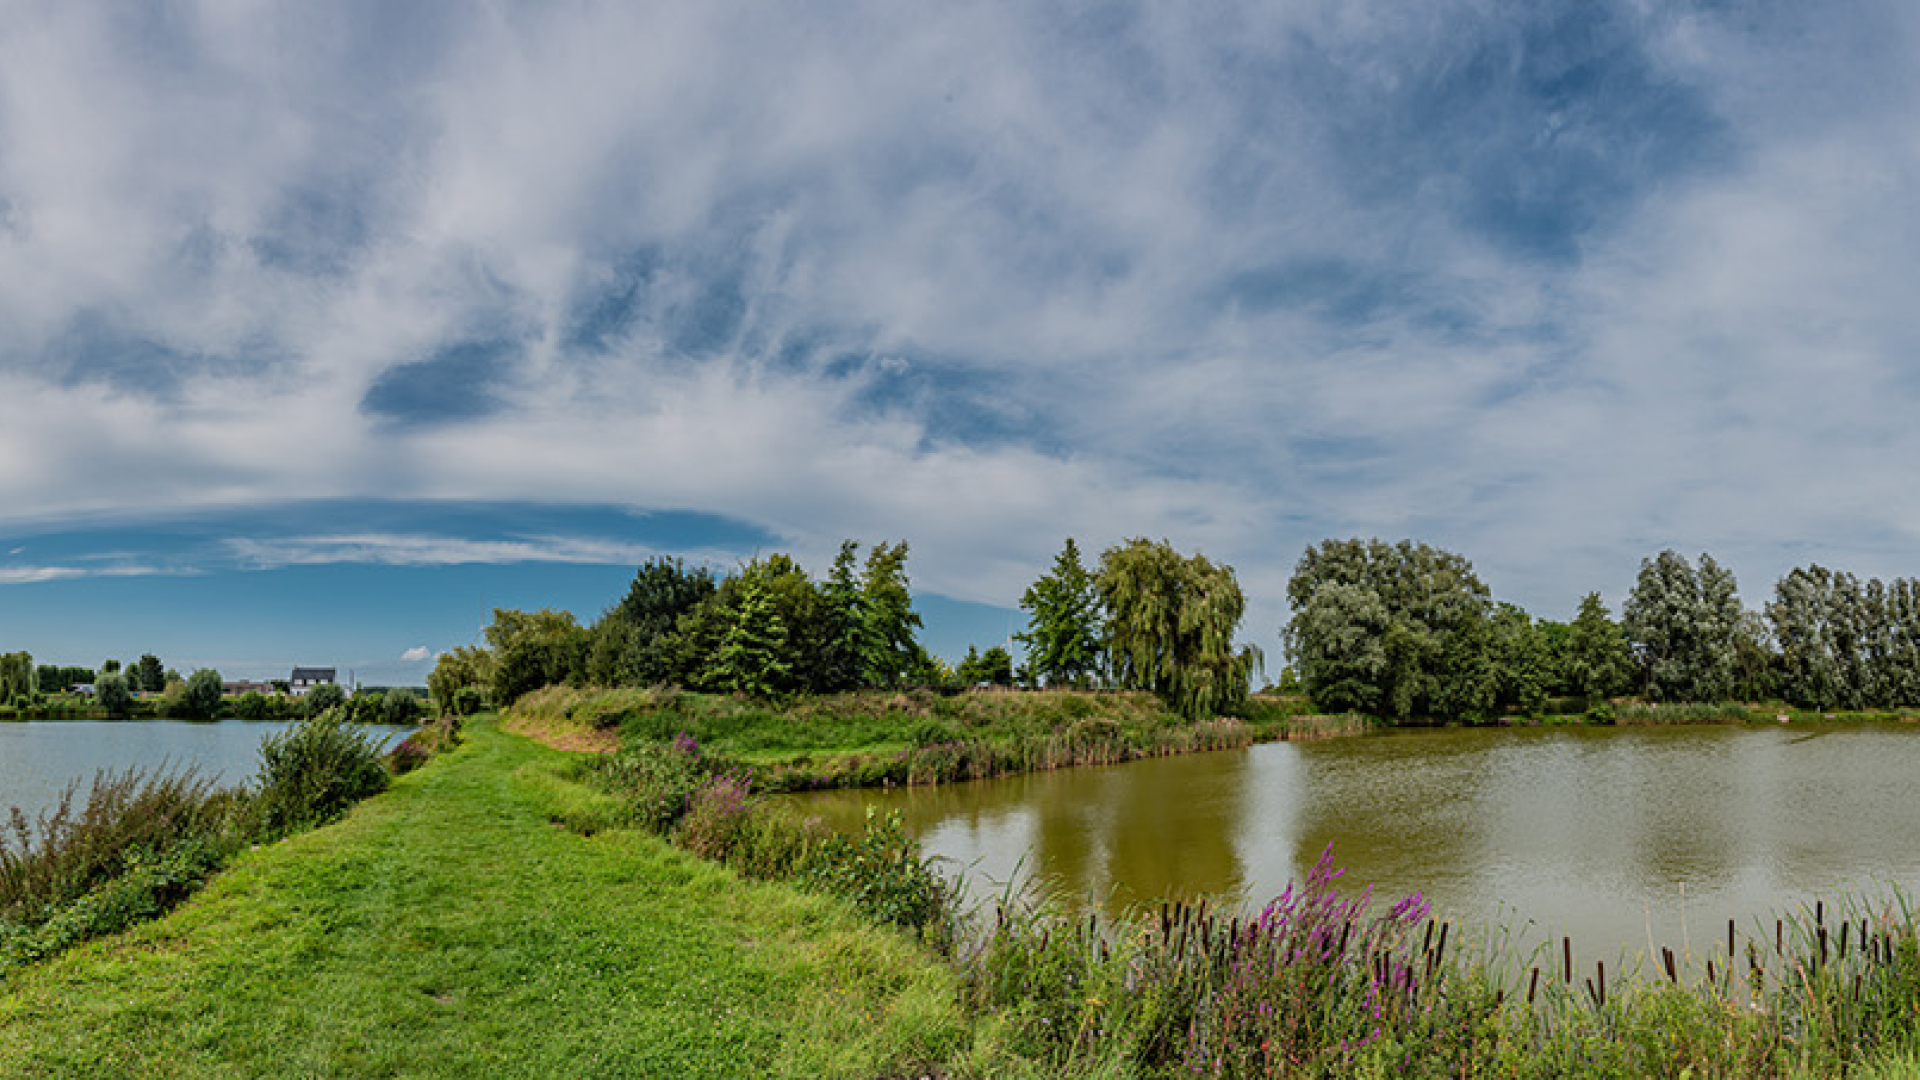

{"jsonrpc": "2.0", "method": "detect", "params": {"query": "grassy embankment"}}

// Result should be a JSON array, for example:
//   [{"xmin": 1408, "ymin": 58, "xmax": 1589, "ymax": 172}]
[
  {"xmin": 508, "ymin": 685, "xmax": 1361, "ymax": 790},
  {"xmin": 0, "ymin": 715, "xmax": 975, "ymax": 1079}
]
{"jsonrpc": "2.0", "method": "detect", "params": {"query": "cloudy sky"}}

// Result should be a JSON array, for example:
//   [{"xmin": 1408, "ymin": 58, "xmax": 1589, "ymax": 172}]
[{"xmin": 2, "ymin": 1, "xmax": 1916, "ymax": 685}]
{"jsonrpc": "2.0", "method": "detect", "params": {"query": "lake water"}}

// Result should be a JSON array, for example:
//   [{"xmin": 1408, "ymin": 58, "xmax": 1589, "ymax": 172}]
[
  {"xmin": 798, "ymin": 724, "xmax": 1920, "ymax": 964},
  {"xmin": 0, "ymin": 720, "xmax": 414, "ymax": 829}
]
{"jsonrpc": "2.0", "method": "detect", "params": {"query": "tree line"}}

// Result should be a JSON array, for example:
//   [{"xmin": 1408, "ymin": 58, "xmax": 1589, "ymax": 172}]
[
  {"xmin": 433, "ymin": 533, "xmax": 1920, "ymax": 723},
  {"xmin": 438, "ymin": 536, "xmax": 1260, "ymax": 721},
  {"xmin": 1286, "ymin": 540, "xmax": 1920, "ymax": 719}
]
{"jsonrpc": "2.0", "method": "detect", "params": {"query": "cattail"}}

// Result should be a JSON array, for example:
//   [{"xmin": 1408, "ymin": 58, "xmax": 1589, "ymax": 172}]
[
  {"xmin": 1817, "ymin": 900, "xmax": 1825, "ymax": 928},
  {"xmin": 1564, "ymin": 936, "xmax": 1573, "ymax": 985},
  {"xmin": 1777, "ymin": 919, "xmax": 1784, "ymax": 956},
  {"xmin": 1597, "ymin": 960, "xmax": 1606, "ymax": 1007},
  {"xmin": 1729, "ymin": 918, "xmax": 1736, "ymax": 961},
  {"xmin": 1663, "ymin": 947, "xmax": 1677, "ymax": 984},
  {"xmin": 1707, "ymin": 959, "xmax": 1717, "ymax": 987},
  {"xmin": 1839, "ymin": 921, "xmax": 1850, "ymax": 962},
  {"xmin": 1819, "ymin": 925, "xmax": 1828, "ymax": 967},
  {"xmin": 1528, "ymin": 966, "xmax": 1540, "ymax": 1004}
]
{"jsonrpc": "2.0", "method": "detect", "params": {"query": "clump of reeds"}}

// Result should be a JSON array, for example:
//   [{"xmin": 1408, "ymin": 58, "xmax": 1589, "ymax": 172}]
[{"xmin": 1, "ymin": 764, "xmax": 251, "ymax": 975}]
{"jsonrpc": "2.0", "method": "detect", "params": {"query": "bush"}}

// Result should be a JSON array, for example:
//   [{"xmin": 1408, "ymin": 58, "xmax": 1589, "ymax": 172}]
[
  {"xmin": 301, "ymin": 682, "xmax": 347, "ymax": 717},
  {"xmin": 383, "ymin": 689, "xmax": 423, "ymax": 724},
  {"xmin": 254, "ymin": 711, "xmax": 391, "ymax": 837},
  {"xmin": 452, "ymin": 686, "xmax": 485, "ymax": 716},
  {"xmin": 804, "ymin": 807, "xmax": 950, "ymax": 940},
  {"xmin": 1, "ymin": 766, "xmax": 246, "ymax": 926},
  {"xmin": 94, "ymin": 672, "xmax": 133, "ymax": 719},
  {"xmin": 582, "ymin": 736, "xmax": 709, "ymax": 832}
]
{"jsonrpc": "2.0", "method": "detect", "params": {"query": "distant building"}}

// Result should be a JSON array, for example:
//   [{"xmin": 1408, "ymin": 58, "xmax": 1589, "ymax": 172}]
[
  {"xmin": 289, "ymin": 667, "xmax": 338, "ymax": 697},
  {"xmin": 224, "ymin": 680, "xmax": 276, "ymax": 697}
]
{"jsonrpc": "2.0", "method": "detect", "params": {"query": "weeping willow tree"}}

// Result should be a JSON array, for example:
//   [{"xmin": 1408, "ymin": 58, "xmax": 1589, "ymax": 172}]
[{"xmin": 1095, "ymin": 538, "xmax": 1261, "ymax": 719}]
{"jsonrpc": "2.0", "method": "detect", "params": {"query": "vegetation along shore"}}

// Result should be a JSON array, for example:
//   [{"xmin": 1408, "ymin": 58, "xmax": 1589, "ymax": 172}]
[{"xmin": 8, "ymin": 533, "xmax": 1920, "ymax": 1075}]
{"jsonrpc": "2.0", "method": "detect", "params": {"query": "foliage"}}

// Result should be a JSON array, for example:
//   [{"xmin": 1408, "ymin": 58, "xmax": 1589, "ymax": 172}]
[
  {"xmin": 484, "ymin": 608, "xmax": 591, "ymax": 705},
  {"xmin": 1563, "ymin": 592, "xmax": 1633, "ymax": 699},
  {"xmin": 955, "ymin": 644, "xmax": 1014, "ymax": 687},
  {"xmin": 301, "ymin": 681, "xmax": 347, "ymax": 716},
  {"xmin": 860, "ymin": 541, "xmax": 924, "ymax": 688},
  {"xmin": 382, "ymin": 688, "xmax": 423, "ymax": 724},
  {"xmin": 0, "ymin": 652, "xmax": 32, "ymax": 705},
  {"xmin": 178, "ymin": 668, "xmax": 225, "ymax": 720},
  {"xmin": 254, "ymin": 711, "xmax": 391, "ymax": 838},
  {"xmin": 1, "ymin": 766, "xmax": 246, "ymax": 927},
  {"xmin": 1097, "ymin": 538, "xmax": 1259, "ymax": 720},
  {"xmin": 132, "ymin": 654, "xmax": 166, "ymax": 694},
  {"xmin": 1768, "ymin": 565, "xmax": 1920, "ymax": 709},
  {"xmin": 1018, "ymin": 538, "xmax": 1104, "ymax": 688},
  {"xmin": 1286, "ymin": 538, "xmax": 1493, "ymax": 722},
  {"xmin": 93, "ymin": 672, "xmax": 133, "ymax": 719},
  {"xmin": 428, "ymin": 645, "xmax": 493, "ymax": 716},
  {"xmin": 702, "ymin": 558, "xmax": 806, "ymax": 697},
  {"xmin": 804, "ymin": 808, "xmax": 951, "ymax": 939},
  {"xmin": 1623, "ymin": 550, "xmax": 1744, "ymax": 702},
  {"xmin": 34, "ymin": 665, "xmax": 92, "ymax": 694},
  {"xmin": 585, "ymin": 556, "xmax": 718, "ymax": 687},
  {"xmin": 1487, "ymin": 602, "xmax": 1554, "ymax": 714}
]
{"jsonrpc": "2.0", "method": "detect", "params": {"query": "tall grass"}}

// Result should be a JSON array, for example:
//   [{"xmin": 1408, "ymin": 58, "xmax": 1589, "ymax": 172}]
[
  {"xmin": 0, "ymin": 765, "xmax": 250, "ymax": 972},
  {"xmin": 953, "ymin": 856, "xmax": 1920, "ymax": 1077},
  {"xmin": 577, "ymin": 737, "xmax": 956, "ymax": 944},
  {"xmin": 3, "ymin": 710, "xmax": 435, "ymax": 978}
]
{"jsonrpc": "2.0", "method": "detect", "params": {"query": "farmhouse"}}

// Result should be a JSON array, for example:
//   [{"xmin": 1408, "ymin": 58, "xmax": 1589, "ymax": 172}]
[{"xmin": 289, "ymin": 667, "xmax": 337, "ymax": 697}]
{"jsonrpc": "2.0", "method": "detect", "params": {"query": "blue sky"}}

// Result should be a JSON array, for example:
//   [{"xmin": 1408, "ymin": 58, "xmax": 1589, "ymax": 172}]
[{"xmin": 2, "ymin": 2, "xmax": 1918, "ymax": 685}]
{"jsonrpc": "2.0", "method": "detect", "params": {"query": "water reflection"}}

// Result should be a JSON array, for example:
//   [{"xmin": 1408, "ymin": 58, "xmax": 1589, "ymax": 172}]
[{"xmin": 797, "ymin": 725, "xmax": 1920, "ymax": 959}]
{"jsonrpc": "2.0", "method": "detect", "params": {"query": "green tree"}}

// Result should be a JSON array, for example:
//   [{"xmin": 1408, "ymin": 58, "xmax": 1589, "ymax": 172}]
[
  {"xmin": 0, "ymin": 651, "xmax": 33, "ymax": 703},
  {"xmin": 1097, "ymin": 538, "xmax": 1258, "ymax": 720},
  {"xmin": 704, "ymin": 573, "xmax": 792, "ymax": 697},
  {"xmin": 180, "ymin": 668, "xmax": 225, "ymax": 719},
  {"xmin": 132, "ymin": 654, "xmax": 166, "ymax": 694},
  {"xmin": 1018, "ymin": 538, "xmax": 1104, "ymax": 688},
  {"xmin": 1563, "ymin": 592, "xmax": 1632, "ymax": 699},
  {"xmin": 1284, "ymin": 539, "xmax": 1493, "ymax": 722},
  {"xmin": 1623, "ymin": 551, "xmax": 1743, "ymax": 702},
  {"xmin": 428, "ymin": 646, "xmax": 493, "ymax": 716},
  {"xmin": 956, "ymin": 644, "xmax": 1015, "ymax": 687},
  {"xmin": 383, "ymin": 688, "xmax": 424, "ymax": 724},
  {"xmin": 817, "ymin": 541, "xmax": 872, "ymax": 692},
  {"xmin": 95, "ymin": 671, "xmax": 133, "ymax": 718},
  {"xmin": 1486, "ymin": 603, "xmax": 1552, "ymax": 714},
  {"xmin": 100, "ymin": 658, "xmax": 121, "ymax": 674},
  {"xmin": 484, "ymin": 608, "xmax": 591, "ymax": 705},
  {"xmin": 586, "ymin": 557, "xmax": 718, "ymax": 686},
  {"xmin": 303, "ymin": 681, "xmax": 348, "ymax": 716},
  {"xmin": 860, "ymin": 541, "xmax": 923, "ymax": 688}
]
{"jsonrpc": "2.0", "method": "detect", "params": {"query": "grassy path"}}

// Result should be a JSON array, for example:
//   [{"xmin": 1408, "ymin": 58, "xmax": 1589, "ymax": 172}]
[{"xmin": 0, "ymin": 719, "xmax": 965, "ymax": 1078}]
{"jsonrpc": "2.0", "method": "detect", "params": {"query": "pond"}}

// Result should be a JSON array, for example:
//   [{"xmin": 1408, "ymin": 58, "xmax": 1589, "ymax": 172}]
[
  {"xmin": 0, "ymin": 719, "xmax": 415, "ymax": 829},
  {"xmin": 798, "ymin": 723, "xmax": 1920, "ymax": 963}
]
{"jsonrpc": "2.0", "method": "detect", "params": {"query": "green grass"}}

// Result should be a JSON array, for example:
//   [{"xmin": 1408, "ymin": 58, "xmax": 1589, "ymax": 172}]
[
  {"xmin": 0, "ymin": 716, "xmax": 968, "ymax": 1079},
  {"xmin": 510, "ymin": 686, "xmax": 1345, "ymax": 793}
]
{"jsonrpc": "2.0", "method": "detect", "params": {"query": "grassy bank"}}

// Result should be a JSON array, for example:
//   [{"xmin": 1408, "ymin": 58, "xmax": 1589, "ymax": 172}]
[
  {"xmin": 0, "ymin": 716, "xmax": 971, "ymax": 1078},
  {"xmin": 509, "ymin": 686, "xmax": 1361, "ymax": 790}
]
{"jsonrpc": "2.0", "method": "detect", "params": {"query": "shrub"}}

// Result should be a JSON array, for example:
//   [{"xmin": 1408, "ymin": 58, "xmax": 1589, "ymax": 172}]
[
  {"xmin": 451, "ymin": 686, "xmax": 485, "ymax": 716},
  {"xmin": 254, "ymin": 711, "xmax": 391, "ymax": 837},
  {"xmin": 804, "ymin": 807, "xmax": 951, "ymax": 941},
  {"xmin": 582, "ymin": 737, "xmax": 710, "ymax": 832},
  {"xmin": 675, "ymin": 773, "xmax": 755, "ymax": 860},
  {"xmin": 1, "ymin": 766, "xmax": 246, "ymax": 928},
  {"xmin": 301, "ymin": 682, "xmax": 347, "ymax": 717},
  {"xmin": 382, "ymin": 688, "xmax": 423, "ymax": 725}
]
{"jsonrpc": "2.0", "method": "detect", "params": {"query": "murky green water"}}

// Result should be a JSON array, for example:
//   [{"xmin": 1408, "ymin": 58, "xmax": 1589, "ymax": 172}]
[{"xmin": 797, "ymin": 724, "xmax": 1920, "ymax": 961}]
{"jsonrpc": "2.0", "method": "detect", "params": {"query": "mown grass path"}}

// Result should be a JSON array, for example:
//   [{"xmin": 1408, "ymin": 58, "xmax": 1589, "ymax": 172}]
[{"xmin": 0, "ymin": 719, "xmax": 963, "ymax": 1078}]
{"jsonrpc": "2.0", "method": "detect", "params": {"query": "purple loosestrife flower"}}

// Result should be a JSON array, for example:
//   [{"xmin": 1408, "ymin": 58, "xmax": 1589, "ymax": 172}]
[{"xmin": 672, "ymin": 732, "xmax": 701, "ymax": 758}]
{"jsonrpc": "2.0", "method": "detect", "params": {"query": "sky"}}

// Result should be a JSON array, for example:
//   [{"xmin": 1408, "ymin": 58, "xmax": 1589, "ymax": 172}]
[{"xmin": 2, "ymin": 1, "xmax": 1918, "ymax": 686}]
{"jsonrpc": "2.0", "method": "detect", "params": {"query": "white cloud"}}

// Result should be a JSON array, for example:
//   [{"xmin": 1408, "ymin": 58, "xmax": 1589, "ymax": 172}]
[
  {"xmin": 400, "ymin": 646, "xmax": 431, "ymax": 663},
  {"xmin": 0, "ymin": 1, "xmax": 1917, "ymax": 638}
]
